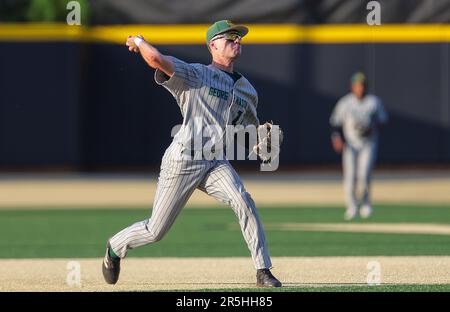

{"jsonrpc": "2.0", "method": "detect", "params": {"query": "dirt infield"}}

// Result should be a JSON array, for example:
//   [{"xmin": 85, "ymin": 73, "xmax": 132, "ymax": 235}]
[
  {"xmin": 264, "ymin": 223, "xmax": 450, "ymax": 235},
  {"xmin": 1, "ymin": 256, "xmax": 449, "ymax": 291},
  {"xmin": 1, "ymin": 176, "xmax": 450, "ymax": 208}
]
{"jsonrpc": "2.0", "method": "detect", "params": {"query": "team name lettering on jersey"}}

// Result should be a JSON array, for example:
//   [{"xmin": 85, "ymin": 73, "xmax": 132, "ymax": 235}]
[
  {"xmin": 235, "ymin": 96, "xmax": 248, "ymax": 109},
  {"xmin": 209, "ymin": 87, "xmax": 229, "ymax": 101}
]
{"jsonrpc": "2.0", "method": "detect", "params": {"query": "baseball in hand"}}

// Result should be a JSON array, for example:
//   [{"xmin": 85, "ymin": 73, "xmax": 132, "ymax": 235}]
[{"xmin": 126, "ymin": 35, "xmax": 143, "ymax": 53}]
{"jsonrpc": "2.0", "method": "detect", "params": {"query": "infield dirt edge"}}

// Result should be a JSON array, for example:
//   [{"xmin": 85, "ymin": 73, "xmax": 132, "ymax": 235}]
[{"xmin": 1, "ymin": 256, "xmax": 450, "ymax": 291}]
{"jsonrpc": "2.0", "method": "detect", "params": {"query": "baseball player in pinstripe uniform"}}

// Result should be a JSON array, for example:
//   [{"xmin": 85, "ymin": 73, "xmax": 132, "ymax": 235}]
[
  {"xmin": 330, "ymin": 72, "xmax": 388, "ymax": 220},
  {"xmin": 102, "ymin": 20, "xmax": 282, "ymax": 287}
]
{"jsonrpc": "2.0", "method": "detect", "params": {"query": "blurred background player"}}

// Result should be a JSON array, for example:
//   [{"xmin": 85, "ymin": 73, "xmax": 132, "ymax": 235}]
[{"xmin": 330, "ymin": 72, "xmax": 388, "ymax": 220}]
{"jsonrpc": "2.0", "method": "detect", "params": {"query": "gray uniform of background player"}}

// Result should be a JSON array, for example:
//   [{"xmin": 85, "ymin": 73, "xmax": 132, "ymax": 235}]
[
  {"xmin": 109, "ymin": 57, "xmax": 272, "ymax": 270},
  {"xmin": 330, "ymin": 93, "xmax": 388, "ymax": 214}
]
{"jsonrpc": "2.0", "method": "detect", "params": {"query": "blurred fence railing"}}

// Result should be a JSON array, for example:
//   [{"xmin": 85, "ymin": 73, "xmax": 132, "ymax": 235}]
[{"xmin": 0, "ymin": 23, "xmax": 449, "ymax": 170}]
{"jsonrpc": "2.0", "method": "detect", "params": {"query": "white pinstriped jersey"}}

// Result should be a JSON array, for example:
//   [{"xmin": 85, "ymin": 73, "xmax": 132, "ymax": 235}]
[
  {"xmin": 330, "ymin": 93, "xmax": 388, "ymax": 149},
  {"xmin": 155, "ymin": 57, "xmax": 259, "ymax": 154},
  {"xmin": 109, "ymin": 56, "xmax": 273, "ymax": 270}
]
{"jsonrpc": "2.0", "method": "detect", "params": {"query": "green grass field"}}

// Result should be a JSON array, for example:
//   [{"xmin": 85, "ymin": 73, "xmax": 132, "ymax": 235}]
[
  {"xmin": 2, "ymin": 204, "xmax": 450, "ymax": 292},
  {"xmin": 1, "ymin": 204, "xmax": 450, "ymax": 259}
]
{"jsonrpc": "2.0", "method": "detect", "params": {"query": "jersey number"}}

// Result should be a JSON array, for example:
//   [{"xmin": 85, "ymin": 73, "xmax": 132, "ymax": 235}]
[{"xmin": 231, "ymin": 110, "xmax": 244, "ymax": 126}]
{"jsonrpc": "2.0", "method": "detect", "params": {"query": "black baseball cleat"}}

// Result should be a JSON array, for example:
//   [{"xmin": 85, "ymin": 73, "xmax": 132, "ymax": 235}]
[
  {"xmin": 102, "ymin": 240, "xmax": 121, "ymax": 284},
  {"xmin": 256, "ymin": 269, "xmax": 282, "ymax": 287}
]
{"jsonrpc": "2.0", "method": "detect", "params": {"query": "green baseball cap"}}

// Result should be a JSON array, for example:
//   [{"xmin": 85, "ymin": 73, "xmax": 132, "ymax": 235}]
[
  {"xmin": 351, "ymin": 72, "xmax": 367, "ymax": 84},
  {"xmin": 206, "ymin": 20, "xmax": 249, "ymax": 45}
]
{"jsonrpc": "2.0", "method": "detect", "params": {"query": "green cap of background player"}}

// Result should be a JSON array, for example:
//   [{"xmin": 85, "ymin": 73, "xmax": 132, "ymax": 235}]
[
  {"xmin": 351, "ymin": 72, "xmax": 367, "ymax": 84},
  {"xmin": 206, "ymin": 20, "xmax": 249, "ymax": 46}
]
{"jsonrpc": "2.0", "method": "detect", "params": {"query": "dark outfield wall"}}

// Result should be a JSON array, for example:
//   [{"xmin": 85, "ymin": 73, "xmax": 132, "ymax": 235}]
[
  {"xmin": 88, "ymin": 0, "xmax": 450, "ymax": 24},
  {"xmin": 2, "ymin": 0, "xmax": 449, "ymax": 24},
  {"xmin": 0, "ymin": 42, "xmax": 449, "ymax": 169}
]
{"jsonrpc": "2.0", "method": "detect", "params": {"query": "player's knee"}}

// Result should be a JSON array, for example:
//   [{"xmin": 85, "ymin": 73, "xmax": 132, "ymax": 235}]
[
  {"xmin": 357, "ymin": 177, "xmax": 370, "ymax": 188},
  {"xmin": 234, "ymin": 191, "xmax": 255, "ymax": 210},
  {"xmin": 152, "ymin": 233, "xmax": 164, "ymax": 242},
  {"xmin": 144, "ymin": 221, "xmax": 167, "ymax": 243},
  {"xmin": 151, "ymin": 227, "xmax": 168, "ymax": 242}
]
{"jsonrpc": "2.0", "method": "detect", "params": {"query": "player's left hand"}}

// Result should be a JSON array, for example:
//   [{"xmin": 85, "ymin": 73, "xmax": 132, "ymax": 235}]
[
  {"xmin": 331, "ymin": 135, "xmax": 343, "ymax": 153},
  {"xmin": 354, "ymin": 119, "xmax": 373, "ymax": 137},
  {"xmin": 253, "ymin": 121, "xmax": 284, "ymax": 163}
]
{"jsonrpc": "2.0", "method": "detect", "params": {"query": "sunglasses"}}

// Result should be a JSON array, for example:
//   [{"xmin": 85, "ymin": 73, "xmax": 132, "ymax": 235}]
[{"xmin": 212, "ymin": 33, "xmax": 242, "ymax": 42}]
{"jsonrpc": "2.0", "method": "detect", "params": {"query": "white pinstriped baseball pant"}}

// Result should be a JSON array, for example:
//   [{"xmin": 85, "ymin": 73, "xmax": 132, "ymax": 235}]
[
  {"xmin": 109, "ymin": 141, "xmax": 272, "ymax": 270},
  {"xmin": 343, "ymin": 141, "xmax": 377, "ymax": 211}
]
